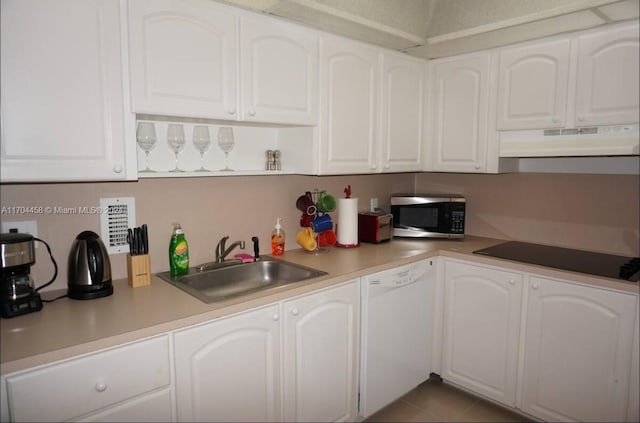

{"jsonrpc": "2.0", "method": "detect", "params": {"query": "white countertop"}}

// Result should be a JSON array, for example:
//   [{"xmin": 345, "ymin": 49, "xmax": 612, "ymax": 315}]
[{"xmin": 2, "ymin": 236, "xmax": 637, "ymax": 375}]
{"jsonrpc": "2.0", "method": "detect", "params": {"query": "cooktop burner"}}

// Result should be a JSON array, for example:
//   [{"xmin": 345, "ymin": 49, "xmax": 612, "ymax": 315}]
[{"xmin": 473, "ymin": 241, "xmax": 639, "ymax": 282}]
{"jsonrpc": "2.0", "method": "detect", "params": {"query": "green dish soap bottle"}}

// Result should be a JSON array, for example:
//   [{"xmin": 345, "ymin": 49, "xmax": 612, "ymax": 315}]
[{"xmin": 169, "ymin": 222, "xmax": 189, "ymax": 276}]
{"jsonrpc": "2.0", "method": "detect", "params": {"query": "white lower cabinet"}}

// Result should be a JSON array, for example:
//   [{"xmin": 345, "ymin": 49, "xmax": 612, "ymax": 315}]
[
  {"xmin": 441, "ymin": 259, "xmax": 523, "ymax": 406},
  {"xmin": 3, "ymin": 335, "xmax": 172, "ymax": 422},
  {"xmin": 173, "ymin": 280, "xmax": 360, "ymax": 422},
  {"xmin": 440, "ymin": 258, "xmax": 639, "ymax": 422},
  {"xmin": 173, "ymin": 304, "xmax": 282, "ymax": 422},
  {"xmin": 521, "ymin": 275, "xmax": 638, "ymax": 422},
  {"xmin": 282, "ymin": 282, "xmax": 359, "ymax": 422}
]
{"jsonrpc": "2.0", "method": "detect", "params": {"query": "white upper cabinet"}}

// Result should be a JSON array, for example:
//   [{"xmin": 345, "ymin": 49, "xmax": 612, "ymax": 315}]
[
  {"xmin": 318, "ymin": 34, "xmax": 380, "ymax": 174},
  {"xmin": 316, "ymin": 34, "xmax": 427, "ymax": 174},
  {"xmin": 429, "ymin": 52, "xmax": 491, "ymax": 173},
  {"xmin": 575, "ymin": 23, "xmax": 640, "ymax": 126},
  {"xmin": 128, "ymin": 0, "xmax": 238, "ymax": 119},
  {"xmin": 496, "ymin": 21, "xmax": 639, "ymax": 131},
  {"xmin": 0, "ymin": 0, "xmax": 136, "ymax": 182},
  {"xmin": 239, "ymin": 16, "xmax": 318, "ymax": 125},
  {"xmin": 128, "ymin": 0, "xmax": 318, "ymax": 125},
  {"xmin": 497, "ymin": 39, "xmax": 571, "ymax": 130},
  {"xmin": 379, "ymin": 51, "xmax": 426, "ymax": 173}
]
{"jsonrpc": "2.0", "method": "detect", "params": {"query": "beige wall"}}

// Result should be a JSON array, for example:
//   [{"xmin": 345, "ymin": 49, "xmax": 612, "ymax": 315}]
[
  {"xmin": 415, "ymin": 172, "xmax": 640, "ymax": 257},
  {"xmin": 0, "ymin": 174, "xmax": 414, "ymax": 292},
  {"xmin": 2, "ymin": 171, "xmax": 638, "ymax": 293}
]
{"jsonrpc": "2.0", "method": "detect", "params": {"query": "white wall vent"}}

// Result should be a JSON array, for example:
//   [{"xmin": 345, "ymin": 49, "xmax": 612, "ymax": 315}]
[{"xmin": 99, "ymin": 197, "xmax": 135, "ymax": 255}]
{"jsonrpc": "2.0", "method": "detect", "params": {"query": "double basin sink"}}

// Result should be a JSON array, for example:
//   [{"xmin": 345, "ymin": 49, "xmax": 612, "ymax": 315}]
[{"xmin": 157, "ymin": 259, "xmax": 328, "ymax": 303}]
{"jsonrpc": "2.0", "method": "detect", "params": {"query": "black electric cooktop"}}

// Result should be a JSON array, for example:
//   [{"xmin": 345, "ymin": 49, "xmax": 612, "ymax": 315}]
[{"xmin": 473, "ymin": 241, "xmax": 640, "ymax": 282}]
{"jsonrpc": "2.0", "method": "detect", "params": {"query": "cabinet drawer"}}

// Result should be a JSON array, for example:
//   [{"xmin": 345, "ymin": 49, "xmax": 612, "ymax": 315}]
[{"xmin": 6, "ymin": 335, "xmax": 170, "ymax": 422}]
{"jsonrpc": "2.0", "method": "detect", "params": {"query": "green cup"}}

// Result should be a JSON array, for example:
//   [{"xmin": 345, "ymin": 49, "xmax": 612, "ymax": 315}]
[{"xmin": 316, "ymin": 191, "xmax": 337, "ymax": 212}]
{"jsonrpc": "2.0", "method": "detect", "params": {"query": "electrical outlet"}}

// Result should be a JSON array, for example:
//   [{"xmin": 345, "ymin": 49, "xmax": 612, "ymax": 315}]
[
  {"xmin": 370, "ymin": 198, "xmax": 378, "ymax": 212},
  {"xmin": 2, "ymin": 220, "xmax": 38, "ymax": 238}
]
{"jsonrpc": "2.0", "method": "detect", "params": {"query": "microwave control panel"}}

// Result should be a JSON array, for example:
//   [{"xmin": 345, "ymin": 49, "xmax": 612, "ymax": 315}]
[{"xmin": 450, "ymin": 204, "xmax": 465, "ymax": 234}]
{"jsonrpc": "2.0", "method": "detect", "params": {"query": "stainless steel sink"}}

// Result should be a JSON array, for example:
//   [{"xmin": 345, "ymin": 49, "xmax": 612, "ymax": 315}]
[{"xmin": 157, "ymin": 259, "xmax": 328, "ymax": 303}]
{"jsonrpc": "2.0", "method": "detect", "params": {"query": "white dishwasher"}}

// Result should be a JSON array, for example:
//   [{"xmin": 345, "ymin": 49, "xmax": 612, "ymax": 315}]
[{"xmin": 359, "ymin": 258, "xmax": 436, "ymax": 418}]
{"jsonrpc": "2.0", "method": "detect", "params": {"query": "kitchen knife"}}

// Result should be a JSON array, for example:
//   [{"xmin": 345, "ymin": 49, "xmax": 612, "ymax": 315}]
[
  {"xmin": 134, "ymin": 227, "xmax": 140, "ymax": 255},
  {"xmin": 137, "ymin": 227, "xmax": 143, "ymax": 255},
  {"xmin": 128, "ymin": 228, "xmax": 134, "ymax": 255},
  {"xmin": 141, "ymin": 224, "xmax": 148, "ymax": 254}
]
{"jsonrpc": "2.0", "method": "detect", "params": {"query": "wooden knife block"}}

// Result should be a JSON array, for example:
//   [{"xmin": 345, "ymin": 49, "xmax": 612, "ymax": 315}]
[{"xmin": 127, "ymin": 254, "xmax": 151, "ymax": 288}]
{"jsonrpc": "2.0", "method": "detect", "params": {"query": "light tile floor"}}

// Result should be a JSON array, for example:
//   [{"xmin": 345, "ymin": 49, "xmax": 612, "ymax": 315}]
[{"xmin": 364, "ymin": 380, "xmax": 534, "ymax": 422}]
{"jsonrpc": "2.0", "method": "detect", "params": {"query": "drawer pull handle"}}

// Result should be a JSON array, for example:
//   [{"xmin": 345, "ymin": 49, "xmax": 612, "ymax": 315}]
[
  {"xmin": 95, "ymin": 381, "xmax": 107, "ymax": 392},
  {"xmin": 272, "ymin": 313, "xmax": 280, "ymax": 321},
  {"xmin": 291, "ymin": 307, "xmax": 299, "ymax": 316}
]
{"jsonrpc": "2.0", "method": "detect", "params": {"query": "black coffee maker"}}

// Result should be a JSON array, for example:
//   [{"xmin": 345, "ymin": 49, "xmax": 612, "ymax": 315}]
[{"xmin": 1, "ymin": 232, "xmax": 44, "ymax": 318}]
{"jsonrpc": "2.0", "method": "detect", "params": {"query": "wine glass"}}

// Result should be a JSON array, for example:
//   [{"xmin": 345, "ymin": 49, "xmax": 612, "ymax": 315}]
[
  {"xmin": 167, "ymin": 123, "xmax": 186, "ymax": 172},
  {"xmin": 217, "ymin": 127, "xmax": 235, "ymax": 171},
  {"xmin": 136, "ymin": 122, "xmax": 157, "ymax": 172},
  {"xmin": 192, "ymin": 125, "xmax": 211, "ymax": 172}
]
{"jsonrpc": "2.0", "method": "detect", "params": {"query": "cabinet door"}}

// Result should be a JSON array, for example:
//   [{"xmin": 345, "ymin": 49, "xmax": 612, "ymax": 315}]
[
  {"xmin": 173, "ymin": 305, "xmax": 281, "ymax": 422},
  {"xmin": 128, "ymin": 0, "xmax": 238, "ymax": 119},
  {"xmin": 282, "ymin": 281, "xmax": 359, "ymax": 422},
  {"xmin": 521, "ymin": 276, "xmax": 638, "ymax": 422},
  {"xmin": 575, "ymin": 23, "xmax": 640, "ymax": 126},
  {"xmin": 379, "ymin": 52, "xmax": 426, "ymax": 172},
  {"xmin": 497, "ymin": 39, "xmax": 571, "ymax": 130},
  {"xmin": 0, "ymin": 0, "xmax": 135, "ymax": 182},
  {"xmin": 319, "ymin": 34, "xmax": 379, "ymax": 174},
  {"xmin": 240, "ymin": 16, "xmax": 318, "ymax": 125},
  {"xmin": 430, "ymin": 53, "xmax": 490, "ymax": 173},
  {"xmin": 441, "ymin": 260, "xmax": 523, "ymax": 407}
]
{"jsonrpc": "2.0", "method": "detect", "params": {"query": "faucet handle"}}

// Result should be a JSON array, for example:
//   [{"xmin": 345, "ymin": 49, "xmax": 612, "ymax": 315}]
[
  {"xmin": 215, "ymin": 236, "xmax": 230, "ymax": 262},
  {"xmin": 251, "ymin": 236, "xmax": 260, "ymax": 261}
]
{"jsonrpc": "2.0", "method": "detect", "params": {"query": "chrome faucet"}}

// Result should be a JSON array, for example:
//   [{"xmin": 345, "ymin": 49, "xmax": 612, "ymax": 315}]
[{"xmin": 215, "ymin": 236, "xmax": 245, "ymax": 263}]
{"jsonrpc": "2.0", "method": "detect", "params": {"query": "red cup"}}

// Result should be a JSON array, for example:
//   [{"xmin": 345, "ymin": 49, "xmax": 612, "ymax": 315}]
[
  {"xmin": 318, "ymin": 229, "xmax": 337, "ymax": 246},
  {"xmin": 299, "ymin": 212, "xmax": 313, "ymax": 228}
]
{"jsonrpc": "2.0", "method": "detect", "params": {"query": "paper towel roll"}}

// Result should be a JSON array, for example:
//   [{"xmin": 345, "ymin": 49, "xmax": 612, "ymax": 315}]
[{"xmin": 337, "ymin": 198, "xmax": 358, "ymax": 246}]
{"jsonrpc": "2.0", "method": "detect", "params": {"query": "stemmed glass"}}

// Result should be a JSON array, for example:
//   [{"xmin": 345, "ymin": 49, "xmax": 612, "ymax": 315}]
[
  {"xmin": 136, "ymin": 122, "xmax": 157, "ymax": 172},
  {"xmin": 217, "ymin": 127, "xmax": 235, "ymax": 171},
  {"xmin": 167, "ymin": 124, "xmax": 186, "ymax": 172},
  {"xmin": 192, "ymin": 125, "xmax": 211, "ymax": 172}
]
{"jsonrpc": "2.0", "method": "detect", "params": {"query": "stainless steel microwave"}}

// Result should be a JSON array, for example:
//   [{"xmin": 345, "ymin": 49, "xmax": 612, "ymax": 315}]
[{"xmin": 390, "ymin": 194, "xmax": 465, "ymax": 239}]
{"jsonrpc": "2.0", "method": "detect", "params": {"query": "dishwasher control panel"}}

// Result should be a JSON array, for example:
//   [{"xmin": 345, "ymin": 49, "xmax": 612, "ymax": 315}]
[{"xmin": 366, "ymin": 259, "xmax": 435, "ymax": 287}]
